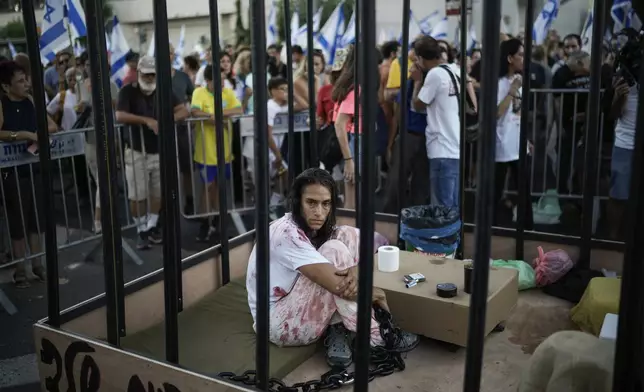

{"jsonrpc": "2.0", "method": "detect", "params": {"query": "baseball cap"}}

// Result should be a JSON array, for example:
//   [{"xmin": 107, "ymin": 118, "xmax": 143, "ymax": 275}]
[
  {"xmin": 331, "ymin": 48, "xmax": 349, "ymax": 71},
  {"xmin": 137, "ymin": 56, "xmax": 156, "ymax": 74}
]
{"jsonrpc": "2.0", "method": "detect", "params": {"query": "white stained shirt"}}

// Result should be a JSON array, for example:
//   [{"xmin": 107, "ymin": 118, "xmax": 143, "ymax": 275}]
[
  {"xmin": 242, "ymin": 99, "xmax": 288, "ymax": 164},
  {"xmin": 496, "ymin": 76, "xmax": 522, "ymax": 162},
  {"xmin": 614, "ymin": 85, "xmax": 638, "ymax": 150},
  {"xmin": 46, "ymin": 89, "xmax": 78, "ymax": 131},
  {"xmin": 418, "ymin": 65, "xmax": 461, "ymax": 159},
  {"xmin": 246, "ymin": 213, "xmax": 330, "ymax": 326}
]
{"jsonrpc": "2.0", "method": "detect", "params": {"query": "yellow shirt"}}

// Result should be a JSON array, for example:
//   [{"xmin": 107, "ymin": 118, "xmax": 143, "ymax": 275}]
[
  {"xmin": 385, "ymin": 58, "xmax": 414, "ymax": 89},
  {"xmin": 191, "ymin": 86, "xmax": 241, "ymax": 166}
]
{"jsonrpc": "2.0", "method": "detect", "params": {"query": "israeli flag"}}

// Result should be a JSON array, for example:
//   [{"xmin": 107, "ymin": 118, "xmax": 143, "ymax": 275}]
[
  {"xmin": 467, "ymin": 23, "xmax": 478, "ymax": 54},
  {"xmin": 341, "ymin": 9, "xmax": 355, "ymax": 47},
  {"xmin": 295, "ymin": 7, "xmax": 323, "ymax": 49},
  {"xmin": 109, "ymin": 16, "xmax": 131, "ymax": 87},
  {"xmin": 73, "ymin": 40, "xmax": 83, "ymax": 57},
  {"xmin": 65, "ymin": 0, "xmax": 87, "ymax": 38},
  {"xmin": 419, "ymin": 10, "xmax": 440, "ymax": 35},
  {"xmin": 266, "ymin": 1, "xmax": 278, "ymax": 46},
  {"xmin": 399, "ymin": 10, "xmax": 423, "ymax": 45},
  {"xmin": 290, "ymin": 10, "xmax": 300, "ymax": 45},
  {"xmin": 316, "ymin": 1, "xmax": 345, "ymax": 65},
  {"xmin": 39, "ymin": 0, "xmax": 69, "ymax": 64},
  {"xmin": 625, "ymin": 7, "xmax": 642, "ymax": 30},
  {"xmin": 173, "ymin": 25, "xmax": 186, "ymax": 70},
  {"xmin": 581, "ymin": 9, "xmax": 594, "ymax": 53},
  {"xmin": 430, "ymin": 17, "xmax": 449, "ymax": 40},
  {"xmin": 611, "ymin": 0, "xmax": 631, "ymax": 32},
  {"xmin": 533, "ymin": 0, "xmax": 559, "ymax": 45},
  {"xmin": 7, "ymin": 41, "xmax": 17, "ymax": 58}
]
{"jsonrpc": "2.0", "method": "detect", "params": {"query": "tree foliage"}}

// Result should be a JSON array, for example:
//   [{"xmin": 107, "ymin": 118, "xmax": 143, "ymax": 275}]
[{"xmin": 275, "ymin": 0, "xmax": 354, "ymax": 44}]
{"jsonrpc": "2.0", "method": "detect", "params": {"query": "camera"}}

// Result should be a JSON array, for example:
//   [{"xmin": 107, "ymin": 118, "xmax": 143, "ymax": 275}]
[{"xmin": 613, "ymin": 28, "xmax": 643, "ymax": 87}]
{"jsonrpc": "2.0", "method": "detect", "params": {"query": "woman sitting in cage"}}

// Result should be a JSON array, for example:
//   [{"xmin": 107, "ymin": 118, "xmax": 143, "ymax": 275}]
[{"xmin": 246, "ymin": 168, "xmax": 419, "ymax": 368}]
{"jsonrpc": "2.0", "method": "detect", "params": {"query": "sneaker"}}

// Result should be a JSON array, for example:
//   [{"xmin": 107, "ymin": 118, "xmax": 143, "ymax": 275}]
[
  {"xmin": 147, "ymin": 228, "xmax": 163, "ymax": 245},
  {"xmin": 324, "ymin": 324, "xmax": 353, "ymax": 368},
  {"xmin": 196, "ymin": 221, "xmax": 215, "ymax": 242},
  {"xmin": 137, "ymin": 232, "xmax": 151, "ymax": 250},
  {"xmin": 384, "ymin": 330, "xmax": 420, "ymax": 353}
]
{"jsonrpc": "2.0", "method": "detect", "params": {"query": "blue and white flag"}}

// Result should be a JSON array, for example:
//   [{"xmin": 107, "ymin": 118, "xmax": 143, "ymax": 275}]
[
  {"xmin": 581, "ymin": 9, "xmax": 594, "ymax": 52},
  {"xmin": 73, "ymin": 40, "xmax": 83, "ymax": 57},
  {"xmin": 173, "ymin": 25, "xmax": 186, "ymax": 70},
  {"xmin": 290, "ymin": 10, "xmax": 300, "ymax": 45},
  {"xmin": 316, "ymin": 1, "xmax": 345, "ymax": 64},
  {"xmin": 430, "ymin": 17, "xmax": 449, "ymax": 40},
  {"xmin": 110, "ymin": 16, "xmax": 131, "ymax": 87},
  {"xmin": 340, "ymin": 9, "xmax": 355, "ymax": 47},
  {"xmin": 7, "ymin": 41, "xmax": 17, "ymax": 58},
  {"xmin": 39, "ymin": 0, "xmax": 69, "ymax": 64},
  {"xmin": 419, "ymin": 10, "xmax": 441, "ymax": 35},
  {"xmin": 295, "ymin": 7, "xmax": 323, "ymax": 49},
  {"xmin": 467, "ymin": 23, "xmax": 478, "ymax": 54},
  {"xmin": 266, "ymin": 1, "xmax": 278, "ymax": 46},
  {"xmin": 65, "ymin": 0, "xmax": 87, "ymax": 38},
  {"xmin": 611, "ymin": 0, "xmax": 631, "ymax": 32},
  {"xmin": 533, "ymin": 0, "xmax": 559, "ymax": 45},
  {"xmin": 399, "ymin": 10, "xmax": 423, "ymax": 45},
  {"xmin": 147, "ymin": 32, "xmax": 155, "ymax": 57}
]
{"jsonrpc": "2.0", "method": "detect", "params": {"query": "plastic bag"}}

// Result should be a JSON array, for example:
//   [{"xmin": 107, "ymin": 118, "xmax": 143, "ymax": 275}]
[
  {"xmin": 400, "ymin": 205, "xmax": 460, "ymax": 230},
  {"xmin": 492, "ymin": 259, "xmax": 536, "ymax": 290},
  {"xmin": 532, "ymin": 246, "xmax": 574, "ymax": 287}
]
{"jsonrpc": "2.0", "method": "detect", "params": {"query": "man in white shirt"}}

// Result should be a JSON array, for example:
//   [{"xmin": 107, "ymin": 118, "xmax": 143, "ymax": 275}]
[{"xmin": 411, "ymin": 37, "xmax": 461, "ymax": 209}]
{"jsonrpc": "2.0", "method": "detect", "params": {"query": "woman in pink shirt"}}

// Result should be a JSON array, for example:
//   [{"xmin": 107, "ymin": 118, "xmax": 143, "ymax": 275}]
[{"xmin": 331, "ymin": 46, "xmax": 361, "ymax": 210}]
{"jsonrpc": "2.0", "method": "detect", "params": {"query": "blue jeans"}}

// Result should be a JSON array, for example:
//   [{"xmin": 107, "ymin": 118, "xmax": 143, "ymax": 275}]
[
  {"xmin": 610, "ymin": 145, "xmax": 633, "ymax": 200},
  {"xmin": 429, "ymin": 158, "xmax": 460, "ymax": 209}
]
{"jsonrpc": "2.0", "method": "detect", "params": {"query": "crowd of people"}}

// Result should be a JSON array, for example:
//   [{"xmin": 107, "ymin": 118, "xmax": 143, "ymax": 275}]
[{"xmin": 0, "ymin": 26, "xmax": 639, "ymax": 290}]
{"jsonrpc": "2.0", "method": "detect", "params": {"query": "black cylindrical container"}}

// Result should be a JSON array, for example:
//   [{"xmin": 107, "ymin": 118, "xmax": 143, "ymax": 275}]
[{"xmin": 464, "ymin": 265, "xmax": 473, "ymax": 294}]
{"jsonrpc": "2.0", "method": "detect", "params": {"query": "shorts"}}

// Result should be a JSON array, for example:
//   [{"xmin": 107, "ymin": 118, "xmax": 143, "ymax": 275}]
[
  {"xmin": 1, "ymin": 171, "xmax": 43, "ymax": 240},
  {"xmin": 176, "ymin": 124, "xmax": 193, "ymax": 175},
  {"xmin": 124, "ymin": 148, "xmax": 161, "ymax": 201},
  {"xmin": 196, "ymin": 163, "xmax": 232, "ymax": 184},
  {"xmin": 610, "ymin": 145, "xmax": 633, "ymax": 201}
]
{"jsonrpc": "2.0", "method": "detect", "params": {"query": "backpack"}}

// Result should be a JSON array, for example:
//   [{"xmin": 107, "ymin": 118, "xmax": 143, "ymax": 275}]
[{"xmin": 439, "ymin": 64, "xmax": 479, "ymax": 142}]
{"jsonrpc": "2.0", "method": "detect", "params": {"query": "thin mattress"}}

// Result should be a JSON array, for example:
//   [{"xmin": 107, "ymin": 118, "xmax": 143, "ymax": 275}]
[{"xmin": 121, "ymin": 278, "xmax": 319, "ymax": 378}]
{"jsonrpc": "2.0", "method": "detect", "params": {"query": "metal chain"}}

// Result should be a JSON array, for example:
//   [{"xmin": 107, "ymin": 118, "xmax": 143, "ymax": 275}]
[{"xmin": 218, "ymin": 306, "xmax": 405, "ymax": 391}]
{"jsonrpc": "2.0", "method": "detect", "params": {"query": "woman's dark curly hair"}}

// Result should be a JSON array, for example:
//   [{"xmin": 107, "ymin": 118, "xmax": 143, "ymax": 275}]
[{"xmin": 288, "ymin": 168, "xmax": 339, "ymax": 248}]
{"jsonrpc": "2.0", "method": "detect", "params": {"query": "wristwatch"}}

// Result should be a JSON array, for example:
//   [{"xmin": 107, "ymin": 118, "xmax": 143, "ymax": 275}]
[{"xmin": 10, "ymin": 131, "xmax": 17, "ymax": 142}]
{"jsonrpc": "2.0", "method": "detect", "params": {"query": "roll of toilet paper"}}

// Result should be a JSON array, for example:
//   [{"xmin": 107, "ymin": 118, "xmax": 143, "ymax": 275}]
[{"xmin": 377, "ymin": 245, "xmax": 400, "ymax": 272}]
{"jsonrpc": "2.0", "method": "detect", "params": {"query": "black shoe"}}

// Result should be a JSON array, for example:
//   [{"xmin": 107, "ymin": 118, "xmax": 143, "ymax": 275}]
[
  {"xmin": 148, "ymin": 228, "xmax": 163, "ymax": 245},
  {"xmin": 137, "ymin": 232, "xmax": 151, "ymax": 250},
  {"xmin": 324, "ymin": 324, "xmax": 353, "ymax": 368}
]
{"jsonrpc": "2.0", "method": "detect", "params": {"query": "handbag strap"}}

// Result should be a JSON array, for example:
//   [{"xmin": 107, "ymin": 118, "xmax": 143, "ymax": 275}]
[{"xmin": 439, "ymin": 65, "xmax": 461, "ymax": 118}]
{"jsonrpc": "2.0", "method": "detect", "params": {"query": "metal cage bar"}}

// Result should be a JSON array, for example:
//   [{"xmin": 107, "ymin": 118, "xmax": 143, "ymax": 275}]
[
  {"xmin": 463, "ymin": 0, "xmax": 502, "ymax": 389},
  {"xmin": 84, "ymin": 0, "xmax": 126, "ymax": 343},
  {"xmin": 457, "ymin": 0, "xmax": 467, "ymax": 260},
  {"xmin": 208, "ymin": 0, "xmax": 231, "ymax": 286},
  {"xmin": 284, "ymin": 0, "xmax": 296, "ymax": 188},
  {"xmin": 152, "ymin": 0, "xmax": 181, "ymax": 364},
  {"xmin": 353, "ymin": 0, "xmax": 361, "ymax": 223},
  {"xmin": 395, "ymin": 0, "xmax": 411, "ymax": 250},
  {"xmin": 354, "ymin": 0, "xmax": 377, "ymax": 390},
  {"xmin": 578, "ymin": 0, "xmax": 606, "ymax": 268},
  {"xmin": 516, "ymin": 0, "xmax": 535, "ymax": 260},
  {"xmin": 306, "ymin": 0, "xmax": 318, "ymax": 167},
  {"xmin": 250, "ymin": 0, "xmax": 271, "ymax": 388},
  {"xmin": 20, "ymin": 0, "xmax": 61, "ymax": 327},
  {"xmin": 612, "ymin": 25, "xmax": 644, "ymax": 392}
]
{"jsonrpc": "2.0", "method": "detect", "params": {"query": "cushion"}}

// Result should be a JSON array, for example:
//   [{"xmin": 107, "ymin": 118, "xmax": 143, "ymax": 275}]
[
  {"xmin": 570, "ymin": 277, "xmax": 621, "ymax": 336},
  {"xmin": 121, "ymin": 278, "xmax": 319, "ymax": 378}
]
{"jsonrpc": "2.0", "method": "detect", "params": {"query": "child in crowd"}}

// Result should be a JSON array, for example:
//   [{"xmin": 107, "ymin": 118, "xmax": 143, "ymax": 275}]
[
  {"xmin": 191, "ymin": 64, "xmax": 243, "ymax": 242},
  {"xmin": 244, "ymin": 77, "xmax": 307, "ymax": 208}
]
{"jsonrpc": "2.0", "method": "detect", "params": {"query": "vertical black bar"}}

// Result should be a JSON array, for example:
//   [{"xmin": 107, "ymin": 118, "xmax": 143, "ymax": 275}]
[
  {"xmin": 396, "ymin": 0, "xmax": 410, "ymax": 249},
  {"xmin": 284, "ymin": 0, "xmax": 295, "ymax": 187},
  {"xmin": 579, "ymin": 0, "xmax": 605, "ymax": 268},
  {"xmin": 463, "ymin": 0, "xmax": 501, "ymax": 389},
  {"xmin": 354, "ymin": 0, "xmax": 376, "ymax": 390},
  {"xmin": 612, "ymin": 51, "xmax": 644, "ymax": 392},
  {"xmin": 250, "ymin": 0, "xmax": 270, "ymax": 389},
  {"xmin": 84, "ymin": 0, "xmax": 125, "ymax": 343},
  {"xmin": 456, "ymin": 1, "xmax": 467, "ymax": 260},
  {"xmin": 516, "ymin": 0, "xmax": 534, "ymax": 260},
  {"xmin": 306, "ymin": 0, "xmax": 318, "ymax": 167},
  {"xmin": 152, "ymin": 0, "xmax": 180, "ymax": 364},
  {"xmin": 208, "ymin": 0, "xmax": 230, "ymax": 285},
  {"xmin": 353, "ymin": 0, "xmax": 361, "ymax": 223},
  {"xmin": 20, "ymin": 0, "xmax": 60, "ymax": 328}
]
